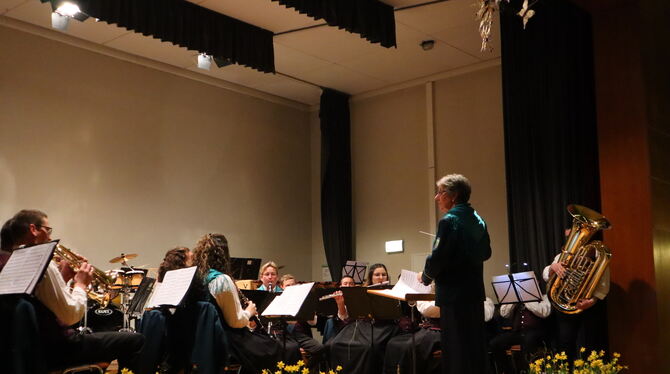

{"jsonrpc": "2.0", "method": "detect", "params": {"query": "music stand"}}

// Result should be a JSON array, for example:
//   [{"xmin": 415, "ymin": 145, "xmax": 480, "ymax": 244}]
[
  {"xmin": 128, "ymin": 276, "xmax": 156, "ymax": 319},
  {"xmin": 230, "ymin": 257, "xmax": 261, "ymax": 280},
  {"xmin": 491, "ymin": 271, "xmax": 542, "ymax": 305},
  {"xmin": 342, "ymin": 260, "xmax": 368, "ymax": 284}
]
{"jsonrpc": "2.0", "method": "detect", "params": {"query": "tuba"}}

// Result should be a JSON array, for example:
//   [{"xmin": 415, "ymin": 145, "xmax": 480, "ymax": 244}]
[
  {"xmin": 547, "ymin": 204, "xmax": 612, "ymax": 314},
  {"xmin": 54, "ymin": 244, "xmax": 117, "ymax": 308}
]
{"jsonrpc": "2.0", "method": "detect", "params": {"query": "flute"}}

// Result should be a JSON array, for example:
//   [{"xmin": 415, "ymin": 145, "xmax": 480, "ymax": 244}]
[{"xmin": 319, "ymin": 290, "xmax": 343, "ymax": 301}]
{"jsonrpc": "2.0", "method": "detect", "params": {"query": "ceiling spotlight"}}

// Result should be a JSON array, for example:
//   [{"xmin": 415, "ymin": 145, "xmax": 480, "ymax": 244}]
[
  {"xmin": 49, "ymin": 1, "xmax": 89, "ymax": 31},
  {"xmin": 420, "ymin": 40, "xmax": 435, "ymax": 51},
  {"xmin": 197, "ymin": 53, "xmax": 213, "ymax": 70},
  {"xmin": 55, "ymin": 2, "xmax": 81, "ymax": 17},
  {"xmin": 51, "ymin": 11, "xmax": 70, "ymax": 31}
]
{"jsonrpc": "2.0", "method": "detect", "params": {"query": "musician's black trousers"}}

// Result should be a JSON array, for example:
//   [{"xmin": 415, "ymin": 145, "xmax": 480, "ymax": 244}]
[
  {"xmin": 489, "ymin": 328, "xmax": 547, "ymax": 374},
  {"xmin": 555, "ymin": 300, "xmax": 608, "ymax": 362},
  {"xmin": 49, "ymin": 331, "xmax": 144, "ymax": 372},
  {"xmin": 440, "ymin": 302, "xmax": 488, "ymax": 374}
]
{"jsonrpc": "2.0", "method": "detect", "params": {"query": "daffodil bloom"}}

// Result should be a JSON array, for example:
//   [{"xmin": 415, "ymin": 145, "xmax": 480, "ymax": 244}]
[
  {"xmin": 302, "ymin": 369, "xmax": 309, "ymax": 374},
  {"xmin": 278, "ymin": 361, "xmax": 285, "ymax": 369},
  {"xmin": 336, "ymin": 366, "xmax": 343, "ymax": 371},
  {"xmin": 298, "ymin": 360, "xmax": 305, "ymax": 367}
]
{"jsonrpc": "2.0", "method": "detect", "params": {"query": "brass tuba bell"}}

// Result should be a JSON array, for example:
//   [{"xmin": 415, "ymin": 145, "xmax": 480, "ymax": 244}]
[
  {"xmin": 54, "ymin": 244, "xmax": 117, "ymax": 308},
  {"xmin": 547, "ymin": 204, "xmax": 611, "ymax": 314}
]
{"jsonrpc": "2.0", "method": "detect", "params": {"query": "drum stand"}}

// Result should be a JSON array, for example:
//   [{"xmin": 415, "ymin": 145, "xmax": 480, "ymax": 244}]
[
  {"xmin": 118, "ymin": 284, "xmax": 135, "ymax": 332},
  {"xmin": 76, "ymin": 297, "xmax": 93, "ymax": 335}
]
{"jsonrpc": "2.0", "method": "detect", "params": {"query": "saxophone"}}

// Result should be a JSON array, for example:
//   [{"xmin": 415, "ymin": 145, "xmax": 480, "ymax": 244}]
[
  {"xmin": 54, "ymin": 244, "xmax": 117, "ymax": 308},
  {"xmin": 547, "ymin": 204, "xmax": 612, "ymax": 314}
]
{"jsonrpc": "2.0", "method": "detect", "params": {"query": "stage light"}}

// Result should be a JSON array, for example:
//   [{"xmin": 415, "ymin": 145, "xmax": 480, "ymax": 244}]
[
  {"xmin": 51, "ymin": 12, "xmax": 69, "ymax": 31},
  {"xmin": 197, "ymin": 53, "xmax": 213, "ymax": 70},
  {"xmin": 49, "ymin": 1, "xmax": 88, "ymax": 31},
  {"xmin": 55, "ymin": 2, "xmax": 81, "ymax": 17}
]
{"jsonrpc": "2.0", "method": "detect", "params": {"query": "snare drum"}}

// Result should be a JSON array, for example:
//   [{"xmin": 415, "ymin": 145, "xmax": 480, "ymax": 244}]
[{"xmin": 125, "ymin": 270, "xmax": 145, "ymax": 288}]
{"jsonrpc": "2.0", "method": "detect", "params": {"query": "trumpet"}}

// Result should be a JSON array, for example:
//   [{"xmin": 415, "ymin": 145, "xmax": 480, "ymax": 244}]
[{"xmin": 54, "ymin": 244, "xmax": 117, "ymax": 308}]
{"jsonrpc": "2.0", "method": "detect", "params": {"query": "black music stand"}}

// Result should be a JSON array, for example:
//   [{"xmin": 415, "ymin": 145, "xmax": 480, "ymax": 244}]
[
  {"xmin": 128, "ymin": 276, "xmax": 156, "ymax": 319},
  {"xmin": 491, "ymin": 271, "xmax": 542, "ymax": 305},
  {"xmin": 341, "ymin": 286, "xmax": 402, "ymax": 368},
  {"xmin": 262, "ymin": 283, "xmax": 319, "ymax": 356},
  {"xmin": 342, "ymin": 261, "xmax": 368, "ymax": 284},
  {"xmin": 230, "ymin": 257, "xmax": 261, "ymax": 280},
  {"xmin": 405, "ymin": 294, "xmax": 435, "ymax": 374}
]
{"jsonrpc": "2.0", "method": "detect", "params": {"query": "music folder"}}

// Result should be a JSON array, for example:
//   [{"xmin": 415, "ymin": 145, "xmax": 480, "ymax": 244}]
[
  {"xmin": 0, "ymin": 240, "xmax": 58, "ymax": 296},
  {"xmin": 491, "ymin": 271, "xmax": 542, "ymax": 305},
  {"xmin": 261, "ymin": 282, "xmax": 317, "ymax": 321},
  {"xmin": 241, "ymin": 289, "xmax": 279, "ymax": 315},
  {"xmin": 145, "ymin": 266, "xmax": 197, "ymax": 308},
  {"xmin": 341, "ymin": 286, "xmax": 402, "ymax": 320},
  {"xmin": 367, "ymin": 269, "xmax": 434, "ymax": 302}
]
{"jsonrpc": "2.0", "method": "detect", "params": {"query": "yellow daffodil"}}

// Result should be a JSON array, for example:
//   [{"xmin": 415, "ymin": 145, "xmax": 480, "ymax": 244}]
[
  {"xmin": 302, "ymin": 369, "xmax": 309, "ymax": 374},
  {"xmin": 336, "ymin": 366, "xmax": 343, "ymax": 372},
  {"xmin": 575, "ymin": 359, "xmax": 584, "ymax": 367},
  {"xmin": 613, "ymin": 352, "xmax": 621, "ymax": 358},
  {"xmin": 298, "ymin": 360, "xmax": 305, "ymax": 367},
  {"xmin": 278, "ymin": 361, "xmax": 285, "ymax": 369},
  {"xmin": 580, "ymin": 347, "xmax": 586, "ymax": 353}
]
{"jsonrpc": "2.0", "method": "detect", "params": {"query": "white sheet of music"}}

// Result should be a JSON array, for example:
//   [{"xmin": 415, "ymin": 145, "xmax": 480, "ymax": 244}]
[
  {"xmin": 491, "ymin": 271, "xmax": 541, "ymax": 303},
  {"xmin": 146, "ymin": 266, "xmax": 196, "ymax": 308},
  {"xmin": 0, "ymin": 242, "xmax": 56, "ymax": 295},
  {"xmin": 370, "ymin": 269, "xmax": 432, "ymax": 299},
  {"xmin": 262, "ymin": 282, "xmax": 314, "ymax": 317}
]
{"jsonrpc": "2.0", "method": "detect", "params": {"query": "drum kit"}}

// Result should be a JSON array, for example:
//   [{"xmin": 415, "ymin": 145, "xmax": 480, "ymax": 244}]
[{"xmin": 83, "ymin": 253, "xmax": 148, "ymax": 333}]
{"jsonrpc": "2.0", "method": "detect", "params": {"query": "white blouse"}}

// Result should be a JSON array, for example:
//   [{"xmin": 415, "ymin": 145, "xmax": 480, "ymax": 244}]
[{"xmin": 208, "ymin": 273, "xmax": 251, "ymax": 329}]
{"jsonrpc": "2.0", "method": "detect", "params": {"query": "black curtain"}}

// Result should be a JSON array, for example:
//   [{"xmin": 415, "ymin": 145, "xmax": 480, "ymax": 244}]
[
  {"xmin": 500, "ymin": 0, "xmax": 601, "ymax": 279},
  {"xmin": 44, "ymin": 0, "xmax": 275, "ymax": 73},
  {"xmin": 320, "ymin": 89, "xmax": 353, "ymax": 281},
  {"xmin": 273, "ymin": 0, "xmax": 396, "ymax": 48}
]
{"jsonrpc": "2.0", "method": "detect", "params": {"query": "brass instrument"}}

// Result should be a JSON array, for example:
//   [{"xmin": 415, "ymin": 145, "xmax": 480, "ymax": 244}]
[
  {"xmin": 547, "ymin": 205, "xmax": 612, "ymax": 314},
  {"xmin": 54, "ymin": 244, "xmax": 117, "ymax": 308}
]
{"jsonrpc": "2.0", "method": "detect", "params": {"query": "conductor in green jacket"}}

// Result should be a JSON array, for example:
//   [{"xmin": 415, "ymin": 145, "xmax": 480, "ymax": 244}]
[{"xmin": 420, "ymin": 174, "xmax": 492, "ymax": 374}]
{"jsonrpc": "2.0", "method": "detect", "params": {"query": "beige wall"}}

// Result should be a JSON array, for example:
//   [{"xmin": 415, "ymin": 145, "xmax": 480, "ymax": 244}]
[
  {"xmin": 0, "ymin": 26, "xmax": 313, "ymax": 279},
  {"xmin": 311, "ymin": 65, "xmax": 510, "ymax": 299}
]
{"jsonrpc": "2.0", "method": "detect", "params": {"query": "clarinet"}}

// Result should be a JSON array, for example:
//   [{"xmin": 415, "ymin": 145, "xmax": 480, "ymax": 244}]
[{"xmin": 237, "ymin": 287, "xmax": 266, "ymax": 333}]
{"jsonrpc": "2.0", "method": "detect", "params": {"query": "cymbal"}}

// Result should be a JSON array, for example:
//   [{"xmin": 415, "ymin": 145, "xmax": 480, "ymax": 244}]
[{"xmin": 109, "ymin": 253, "xmax": 138, "ymax": 263}]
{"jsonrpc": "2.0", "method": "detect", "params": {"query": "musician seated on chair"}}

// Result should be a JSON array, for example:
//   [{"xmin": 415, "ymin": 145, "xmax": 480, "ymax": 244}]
[
  {"xmin": 257, "ymin": 261, "xmax": 283, "ymax": 292},
  {"xmin": 489, "ymin": 294, "xmax": 551, "ymax": 374},
  {"xmin": 1, "ymin": 209, "xmax": 144, "ymax": 372},
  {"xmin": 543, "ymin": 228, "xmax": 610, "ymax": 362}
]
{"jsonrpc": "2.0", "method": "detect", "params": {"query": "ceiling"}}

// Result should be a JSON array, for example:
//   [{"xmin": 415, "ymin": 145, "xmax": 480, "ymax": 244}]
[{"xmin": 0, "ymin": 0, "xmax": 501, "ymax": 106}]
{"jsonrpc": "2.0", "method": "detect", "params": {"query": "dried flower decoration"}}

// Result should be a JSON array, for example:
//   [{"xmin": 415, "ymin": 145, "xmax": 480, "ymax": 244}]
[{"xmin": 477, "ymin": 0, "xmax": 538, "ymax": 52}]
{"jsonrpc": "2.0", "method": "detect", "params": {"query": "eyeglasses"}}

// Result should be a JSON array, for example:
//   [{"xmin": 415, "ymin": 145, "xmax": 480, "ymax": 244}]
[
  {"xmin": 435, "ymin": 190, "xmax": 448, "ymax": 196},
  {"xmin": 39, "ymin": 225, "xmax": 53, "ymax": 234}
]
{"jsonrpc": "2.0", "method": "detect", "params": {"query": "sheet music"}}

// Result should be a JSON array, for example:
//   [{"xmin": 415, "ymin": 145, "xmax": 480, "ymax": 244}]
[
  {"xmin": 368, "ymin": 269, "xmax": 432, "ymax": 300},
  {"xmin": 146, "ymin": 266, "xmax": 196, "ymax": 308},
  {"xmin": 491, "ymin": 271, "xmax": 542, "ymax": 304},
  {"xmin": 0, "ymin": 241, "xmax": 56, "ymax": 295},
  {"xmin": 262, "ymin": 282, "xmax": 314, "ymax": 317}
]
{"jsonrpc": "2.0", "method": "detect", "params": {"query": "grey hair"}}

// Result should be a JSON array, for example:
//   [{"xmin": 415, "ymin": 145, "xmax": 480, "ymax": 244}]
[{"xmin": 436, "ymin": 174, "xmax": 471, "ymax": 203}]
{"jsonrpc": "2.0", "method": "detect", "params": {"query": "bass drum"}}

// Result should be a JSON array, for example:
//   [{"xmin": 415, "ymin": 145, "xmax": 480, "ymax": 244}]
[{"xmin": 86, "ymin": 301, "xmax": 123, "ymax": 332}]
